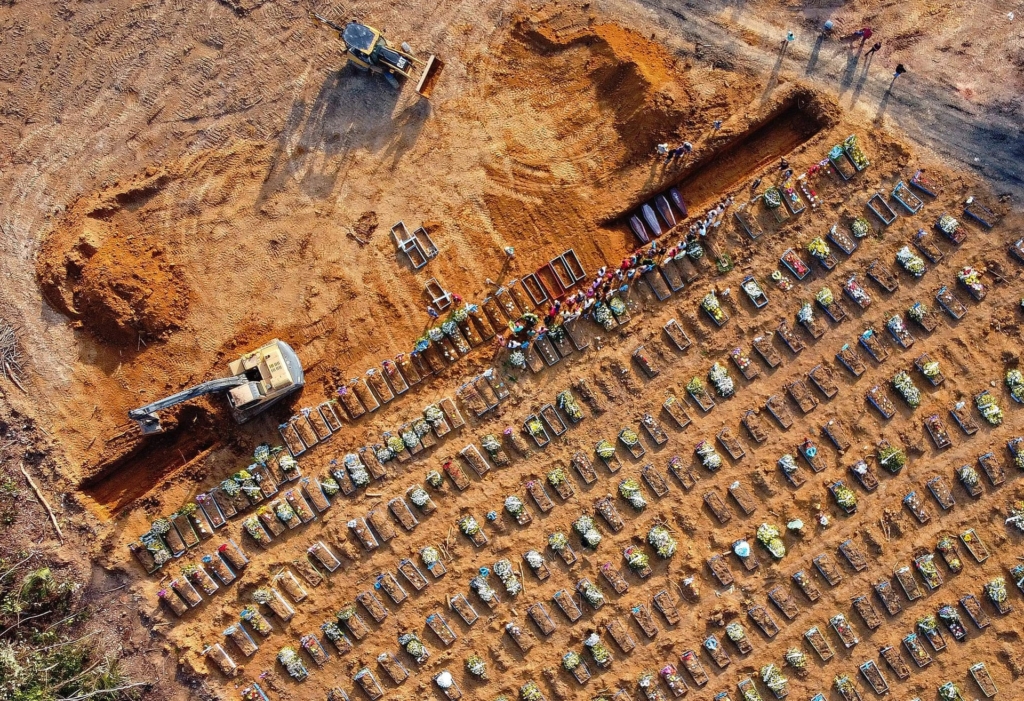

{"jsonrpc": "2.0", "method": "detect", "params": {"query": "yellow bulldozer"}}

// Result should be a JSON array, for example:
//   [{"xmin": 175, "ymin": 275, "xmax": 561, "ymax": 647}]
[{"xmin": 311, "ymin": 13, "xmax": 444, "ymax": 98}]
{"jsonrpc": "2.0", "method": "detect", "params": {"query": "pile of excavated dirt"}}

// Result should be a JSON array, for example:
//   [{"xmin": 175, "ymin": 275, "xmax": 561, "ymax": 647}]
[{"xmin": 37, "ymin": 169, "xmax": 191, "ymax": 345}]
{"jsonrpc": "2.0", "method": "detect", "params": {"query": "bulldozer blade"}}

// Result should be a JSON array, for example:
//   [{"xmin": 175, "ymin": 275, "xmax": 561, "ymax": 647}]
[{"xmin": 416, "ymin": 55, "xmax": 444, "ymax": 98}]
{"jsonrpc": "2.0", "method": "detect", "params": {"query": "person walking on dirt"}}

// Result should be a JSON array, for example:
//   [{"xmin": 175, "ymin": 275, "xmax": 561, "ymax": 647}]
[
  {"xmin": 427, "ymin": 307, "xmax": 439, "ymax": 319},
  {"xmin": 891, "ymin": 63, "xmax": 907, "ymax": 86},
  {"xmin": 866, "ymin": 41, "xmax": 882, "ymax": 57},
  {"xmin": 853, "ymin": 27, "xmax": 873, "ymax": 44}
]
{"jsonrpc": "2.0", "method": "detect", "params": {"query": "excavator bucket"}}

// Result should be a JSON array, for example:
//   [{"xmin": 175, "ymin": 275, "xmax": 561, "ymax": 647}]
[{"xmin": 416, "ymin": 55, "xmax": 444, "ymax": 98}]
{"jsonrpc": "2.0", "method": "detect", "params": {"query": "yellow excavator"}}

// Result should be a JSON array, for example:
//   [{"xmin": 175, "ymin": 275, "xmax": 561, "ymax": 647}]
[
  {"xmin": 310, "ymin": 13, "xmax": 444, "ymax": 98},
  {"xmin": 128, "ymin": 339, "xmax": 304, "ymax": 434}
]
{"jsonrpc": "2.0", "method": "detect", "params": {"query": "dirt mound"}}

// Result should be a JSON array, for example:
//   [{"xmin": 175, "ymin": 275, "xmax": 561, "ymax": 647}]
[
  {"xmin": 37, "ymin": 170, "xmax": 190, "ymax": 345},
  {"xmin": 509, "ymin": 12, "xmax": 691, "ymax": 161}
]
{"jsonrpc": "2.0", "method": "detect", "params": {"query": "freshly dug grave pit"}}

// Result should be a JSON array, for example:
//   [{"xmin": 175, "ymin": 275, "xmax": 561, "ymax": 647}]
[
  {"xmin": 79, "ymin": 405, "xmax": 222, "ymax": 515},
  {"xmin": 610, "ymin": 89, "xmax": 836, "ymax": 225}
]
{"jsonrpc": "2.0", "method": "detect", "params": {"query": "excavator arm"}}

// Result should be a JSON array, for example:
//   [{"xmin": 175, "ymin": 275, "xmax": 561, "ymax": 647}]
[{"xmin": 128, "ymin": 376, "xmax": 249, "ymax": 435}]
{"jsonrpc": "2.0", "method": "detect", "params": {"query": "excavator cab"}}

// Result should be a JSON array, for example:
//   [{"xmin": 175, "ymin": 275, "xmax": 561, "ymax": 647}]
[{"xmin": 129, "ymin": 339, "xmax": 304, "ymax": 435}]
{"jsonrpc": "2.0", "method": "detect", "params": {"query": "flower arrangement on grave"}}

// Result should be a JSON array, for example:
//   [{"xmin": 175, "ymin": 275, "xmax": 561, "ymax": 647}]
[
  {"xmin": 242, "ymin": 517, "xmax": 269, "ymax": 544},
  {"xmin": 594, "ymin": 304, "xmax": 614, "ymax": 329},
  {"xmin": 624, "ymin": 545, "xmax": 649, "ymax": 571},
  {"xmin": 976, "ymin": 391, "xmax": 1003, "ymax": 425},
  {"xmin": 459, "ymin": 516, "xmax": 480, "ymax": 536},
  {"xmin": 375, "ymin": 444, "xmax": 394, "ymax": 463},
  {"xmin": 851, "ymin": 216, "xmax": 870, "ymax": 238},
  {"xmin": 920, "ymin": 359, "xmax": 941, "ymax": 379},
  {"xmin": 548, "ymin": 532, "xmax": 569, "ymax": 552},
  {"xmin": 709, "ymin": 362, "xmax": 734, "ymax": 397},
  {"xmin": 557, "ymin": 389, "xmax": 583, "ymax": 421},
  {"xmin": 797, "ymin": 302, "xmax": 815, "ymax": 325},
  {"xmin": 779, "ymin": 454, "xmax": 799, "ymax": 475},
  {"xmin": 782, "ymin": 250, "xmax": 808, "ymax": 276},
  {"xmin": 562, "ymin": 651, "xmax": 582, "ymax": 671},
  {"xmin": 274, "ymin": 501, "xmax": 297, "ymax": 523},
  {"xmin": 696, "ymin": 441, "xmax": 723, "ymax": 471},
  {"xmin": 619, "ymin": 478, "xmax": 647, "ymax": 511},
  {"xmin": 596, "ymin": 440, "xmax": 616, "ymax": 460},
  {"xmin": 832, "ymin": 483, "xmax": 857, "ymax": 510},
  {"xmin": 426, "ymin": 470, "xmax": 443, "ymax": 488},
  {"xmin": 509, "ymin": 350, "xmax": 526, "ymax": 369},
  {"xmin": 908, "ymin": 302, "xmax": 928, "ymax": 322},
  {"xmin": 609, "ymin": 297, "xmax": 627, "ymax": 316},
  {"xmin": 937, "ymin": 214, "xmax": 960, "ymax": 236},
  {"xmin": 504, "ymin": 496, "xmax": 526, "ymax": 518},
  {"xmin": 687, "ymin": 241, "xmax": 704, "ymax": 259},
  {"xmin": 278, "ymin": 647, "xmax": 307, "ymax": 680},
  {"xmin": 984, "ymin": 577, "xmax": 1007, "ymax": 604},
  {"xmin": 896, "ymin": 246, "xmax": 926, "ymax": 276},
  {"xmin": 428, "ymin": 327, "xmax": 444, "ymax": 343},
  {"xmin": 756, "ymin": 523, "xmax": 786, "ymax": 559},
  {"xmin": 240, "ymin": 605, "xmax": 272, "ymax": 635},
  {"xmin": 399, "ymin": 632, "xmax": 429, "ymax": 663},
  {"xmin": 520, "ymin": 681, "xmax": 543, "ymax": 701},
  {"xmin": 843, "ymin": 135, "xmax": 869, "ymax": 168},
  {"xmin": 253, "ymin": 443, "xmax": 273, "ymax": 465},
  {"xmin": 725, "ymin": 622, "xmax": 746, "ymax": 642},
  {"xmin": 413, "ymin": 419, "xmax": 431, "ymax": 439},
  {"xmin": 584, "ymin": 633, "xmax": 612, "ymax": 666},
  {"xmin": 761, "ymin": 664, "xmax": 788, "ymax": 696},
  {"xmin": 742, "ymin": 278, "xmax": 764, "ymax": 300},
  {"xmin": 878, "ymin": 444, "xmax": 907, "ymax": 473},
  {"xmin": 1006, "ymin": 369, "xmax": 1024, "ymax": 403},
  {"xmin": 493, "ymin": 559, "xmax": 521, "ymax": 596},
  {"xmin": 547, "ymin": 467, "xmax": 568, "ymax": 487},
  {"xmin": 1006, "ymin": 501, "xmax": 1024, "ymax": 532},
  {"xmin": 409, "ymin": 487, "xmax": 430, "ymax": 507},
  {"xmin": 686, "ymin": 377, "xmax": 705, "ymax": 397},
  {"xmin": 526, "ymin": 418, "xmax": 545, "ymax": 437},
  {"xmin": 784, "ymin": 648, "xmax": 807, "ymax": 671},
  {"xmin": 770, "ymin": 270, "xmax": 793, "ymax": 291},
  {"xmin": 424, "ymin": 404, "xmax": 445, "ymax": 428},
  {"xmin": 638, "ymin": 672, "xmax": 656, "ymax": 690},
  {"xmin": 957, "ymin": 464, "xmax": 979, "ymax": 488},
  {"xmin": 834, "ymin": 675, "xmax": 856, "ymax": 694},
  {"xmin": 336, "ymin": 604, "xmax": 357, "ymax": 622},
  {"xmin": 321, "ymin": 621, "xmax": 344, "ymax": 642},
  {"xmin": 893, "ymin": 370, "xmax": 922, "ymax": 408},
  {"xmin": 957, "ymin": 265, "xmax": 985, "ymax": 295},
  {"xmin": 401, "ymin": 429, "xmax": 420, "ymax": 449},
  {"xmin": 763, "ymin": 187, "xmax": 783, "ymax": 209},
  {"xmin": 441, "ymin": 320, "xmax": 458, "ymax": 337},
  {"xmin": 420, "ymin": 546, "xmax": 440, "ymax": 567},
  {"xmin": 524, "ymin": 550, "xmax": 545, "ymax": 570},
  {"xmin": 466, "ymin": 654, "xmax": 487, "ymax": 678},
  {"xmin": 580, "ymin": 580, "xmax": 605, "ymax": 606},
  {"xmin": 701, "ymin": 291, "xmax": 725, "ymax": 323},
  {"xmin": 619, "ymin": 428, "xmax": 640, "ymax": 447},
  {"xmin": 141, "ymin": 532, "xmax": 171, "ymax": 565},
  {"xmin": 574, "ymin": 515, "xmax": 602, "ymax": 548},
  {"xmin": 938, "ymin": 682, "xmax": 962, "ymax": 701},
  {"xmin": 151, "ymin": 517, "xmax": 171, "ymax": 536},
  {"xmin": 731, "ymin": 348, "xmax": 752, "ymax": 372},
  {"xmin": 479, "ymin": 435, "xmax": 502, "ymax": 458},
  {"xmin": 648, "ymin": 525, "xmax": 677, "ymax": 558},
  {"xmin": 470, "ymin": 572, "xmax": 498, "ymax": 603},
  {"xmin": 807, "ymin": 237, "xmax": 830, "ymax": 260},
  {"xmin": 316, "ymin": 476, "xmax": 339, "ymax": 496},
  {"xmin": 220, "ymin": 477, "xmax": 242, "ymax": 497},
  {"xmin": 386, "ymin": 434, "xmax": 407, "ymax": 456}
]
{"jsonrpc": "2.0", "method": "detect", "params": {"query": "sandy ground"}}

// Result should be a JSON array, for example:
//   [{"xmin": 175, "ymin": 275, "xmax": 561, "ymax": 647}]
[{"xmin": 2, "ymin": 0, "xmax": 1024, "ymax": 699}]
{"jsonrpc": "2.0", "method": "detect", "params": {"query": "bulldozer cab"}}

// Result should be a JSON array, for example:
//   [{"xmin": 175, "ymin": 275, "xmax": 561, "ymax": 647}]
[{"xmin": 342, "ymin": 22, "xmax": 379, "ymax": 62}]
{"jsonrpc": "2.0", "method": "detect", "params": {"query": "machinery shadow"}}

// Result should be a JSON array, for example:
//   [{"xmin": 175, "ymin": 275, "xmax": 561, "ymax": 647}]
[{"xmin": 257, "ymin": 67, "xmax": 430, "ymax": 204}]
